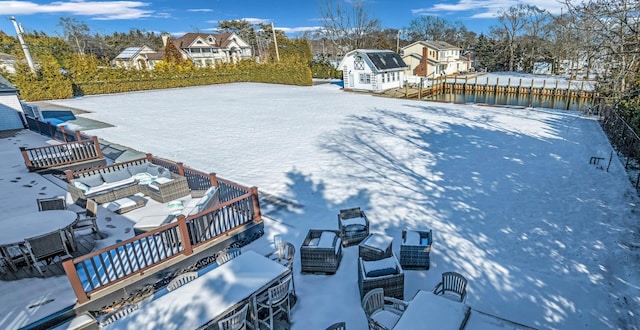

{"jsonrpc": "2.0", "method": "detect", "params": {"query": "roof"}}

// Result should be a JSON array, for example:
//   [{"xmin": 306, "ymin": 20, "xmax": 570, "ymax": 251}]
[
  {"xmin": 344, "ymin": 49, "xmax": 407, "ymax": 71},
  {"xmin": 402, "ymin": 40, "xmax": 460, "ymax": 51},
  {"xmin": 0, "ymin": 74, "xmax": 17, "ymax": 92},
  {"xmin": 115, "ymin": 46, "xmax": 156, "ymax": 60}
]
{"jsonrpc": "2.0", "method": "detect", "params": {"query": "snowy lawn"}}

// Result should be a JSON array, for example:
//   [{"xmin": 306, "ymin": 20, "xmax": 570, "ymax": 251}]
[{"xmin": 5, "ymin": 81, "xmax": 638, "ymax": 329}]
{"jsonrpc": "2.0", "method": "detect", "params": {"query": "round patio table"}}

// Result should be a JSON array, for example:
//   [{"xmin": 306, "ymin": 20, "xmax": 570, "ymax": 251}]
[{"xmin": 0, "ymin": 210, "xmax": 78, "ymax": 246}]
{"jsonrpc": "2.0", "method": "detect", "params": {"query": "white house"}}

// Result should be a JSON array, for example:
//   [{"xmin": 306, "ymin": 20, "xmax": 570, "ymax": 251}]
[
  {"xmin": 401, "ymin": 41, "xmax": 471, "ymax": 78},
  {"xmin": 113, "ymin": 46, "xmax": 159, "ymax": 70},
  {"xmin": 171, "ymin": 32, "xmax": 253, "ymax": 67},
  {"xmin": 339, "ymin": 49, "xmax": 408, "ymax": 92},
  {"xmin": 0, "ymin": 75, "xmax": 25, "ymax": 131}
]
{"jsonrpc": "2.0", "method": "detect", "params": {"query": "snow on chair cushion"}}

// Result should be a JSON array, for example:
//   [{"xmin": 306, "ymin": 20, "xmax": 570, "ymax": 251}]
[
  {"xmin": 342, "ymin": 217, "xmax": 366, "ymax": 232},
  {"xmin": 318, "ymin": 231, "xmax": 336, "ymax": 248},
  {"xmin": 363, "ymin": 257, "xmax": 398, "ymax": 277},
  {"xmin": 404, "ymin": 231, "xmax": 421, "ymax": 246},
  {"xmin": 78, "ymin": 174, "xmax": 104, "ymax": 187},
  {"xmin": 126, "ymin": 162, "xmax": 149, "ymax": 176},
  {"xmin": 101, "ymin": 169, "xmax": 132, "ymax": 184}
]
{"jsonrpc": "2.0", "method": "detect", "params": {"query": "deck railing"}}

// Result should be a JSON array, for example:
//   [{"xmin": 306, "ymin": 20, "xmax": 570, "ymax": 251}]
[
  {"xmin": 63, "ymin": 186, "xmax": 260, "ymax": 303},
  {"xmin": 20, "ymin": 136, "xmax": 104, "ymax": 171},
  {"xmin": 24, "ymin": 116, "xmax": 92, "ymax": 142}
]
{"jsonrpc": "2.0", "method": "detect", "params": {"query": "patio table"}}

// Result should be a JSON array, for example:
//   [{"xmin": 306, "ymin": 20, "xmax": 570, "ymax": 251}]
[
  {"xmin": 393, "ymin": 290, "xmax": 470, "ymax": 330},
  {"xmin": 0, "ymin": 210, "xmax": 78, "ymax": 271},
  {"xmin": 106, "ymin": 250, "xmax": 291, "ymax": 330}
]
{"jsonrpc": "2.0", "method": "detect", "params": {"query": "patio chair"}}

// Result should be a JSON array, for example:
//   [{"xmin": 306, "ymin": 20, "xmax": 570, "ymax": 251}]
[
  {"xmin": 0, "ymin": 244, "xmax": 30, "ymax": 272},
  {"xmin": 256, "ymin": 275, "xmax": 292, "ymax": 330},
  {"xmin": 99, "ymin": 304, "xmax": 139, "ymax": 327},
  {"xmin": 167, "ymin": 271, "xmax": 198, "ymax": 291},
  {"xmin": 338, "ymin": 207, "xmax": 370, "ymax": 246},
  {"xmin": 300, "ymin": 230, "xmax": 342, "ymax": 274},
  {"xmin": 73, "ymin": 199, "xmax": 100, "ymax": 234},
  {"xmin": 433, "ymin": 271, "xmax": 468, "ymax": 303},
  {"xmin": 358, "ymin": 254, "xmax": 405, "ymax": 300},
  {"xmin": 37, "ymin": 196, "xmax": 67, "ymax": 211},
  {"xmin": 267, "ymin": 241, "xmax": 296, "ymax": 295},
  {"xmin": 23, "ymin": 230, "xmax": 71, "ymax": 276},
  {"xmin": 216, "ymin": 248, "xmax": 242, "ymax": 265},
  {"xmin": 361, "ymin": 288, "xmax": 407, "ymax": 330},
  {"xmin": 325, "ymin": 322, "xmax": 346, "ymax": 330},
  {"xmin": 217, "ymin": 303, "xmax": 249, "ymax": 330}
]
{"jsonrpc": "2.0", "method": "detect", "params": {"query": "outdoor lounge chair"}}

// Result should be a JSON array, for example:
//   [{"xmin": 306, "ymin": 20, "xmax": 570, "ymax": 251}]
[
  {"xmin": 361, "ymin": 288, "xmax": 407, "ymax": 330},
  {"xmin": 36, "ymin": 196, "xmax": 67, "ymax": 211},
  {"xmin": 217, "ymin": 303, "xmax": 249, "ymax": 330},
  {"xmin": 433, "ymin": 271, "xmax": 468, "ymax": 302},
  {"xmin": 167, "ymin": 271, "xmax": 198, "ymax": 291},
  {"xmin": 358, "ymin": 254, "xmax": 405, "ymax": 300},
  {"xmin": 399, "ymin": 229, "xmax": 432, "ymax": 269},
  {"xmin": 300, "ymin": 229, "xmax": 342, "ymax": 274},
  {"xmin": 338, "ymin": 207, "xmax": 370, "ymax": 247}
]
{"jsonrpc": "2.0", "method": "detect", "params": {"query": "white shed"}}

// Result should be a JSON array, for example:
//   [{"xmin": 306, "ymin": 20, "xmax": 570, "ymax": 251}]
[
  {"xmin": 0, "ymin": 75, "xmax": 25, "ymax": 131},
  {"xmin": 339, "ymin": 49, "xmax": 408, "ymax": 92}
]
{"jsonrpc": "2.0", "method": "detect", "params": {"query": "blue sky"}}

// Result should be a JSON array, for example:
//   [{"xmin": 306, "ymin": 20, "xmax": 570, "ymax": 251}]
[{"xmin": 0, "ymin": 0, "xmax": 566, "ymax": 38}]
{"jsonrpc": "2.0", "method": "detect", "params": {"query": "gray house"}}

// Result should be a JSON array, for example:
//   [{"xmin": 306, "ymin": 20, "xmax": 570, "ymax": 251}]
[{"xmin": 0, "ymin": 75, "xmax": 24, "ymax": 131}]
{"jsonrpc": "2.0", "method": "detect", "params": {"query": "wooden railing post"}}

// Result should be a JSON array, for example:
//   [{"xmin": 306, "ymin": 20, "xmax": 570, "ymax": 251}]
[
  {"xmin": 177, "ymin": 162, "xmax": 185, "ymax": 176},
  {"xmin": 92, "ymin": 136, "xmax": 104, "ymax": 159},
  {"xmin": 250, "ymin": 186, "xmax": 262, "ymax": 223},
  {"xmin": 19, "ymin": 147, "xmax": 33, "ymax": 169},
  {"xmin": 209, "ymin": 172, "xmax": 218, "ymax": 187},
  {"xmin": 64, "ymin": 169, "xmax": 75, "ymax": 182},
  {"xmin": 60, "ymin": 125, "xmax": 68, "ymax": 142},
  {"xmin": 177, "ymin": 215, "xmax": 193, "ymax": 256},
  {"xmin": 75, "ymin": 130, "xmax": 82, "ymax": 141},
  {"xmin": 63, "ymin": 259, "xmax": 90, "ymax": 304}
]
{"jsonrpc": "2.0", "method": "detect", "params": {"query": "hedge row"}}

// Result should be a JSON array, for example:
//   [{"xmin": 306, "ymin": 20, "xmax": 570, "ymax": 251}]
[{"xmin": 13, "ymin": 60, "xmax": 313, "ymax": 101}]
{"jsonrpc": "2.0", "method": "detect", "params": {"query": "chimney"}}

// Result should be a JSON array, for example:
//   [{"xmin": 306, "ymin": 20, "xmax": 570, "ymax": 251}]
[{"xmin": 161, "ymin": 33, "xmax": 170, "ymax": 47}]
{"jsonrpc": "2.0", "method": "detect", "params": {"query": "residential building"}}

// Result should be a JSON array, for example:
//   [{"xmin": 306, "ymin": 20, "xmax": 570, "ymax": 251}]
[
  {"xmin": 401, "ymin": 41, "xmax": 471, "ymax": 78},
  {"xmin": 0, "ymin": 75, "xmax": 25, "ymax": 130},
  {"xmin": 170, "ymin": 32, "xmax": 253, "ymax": 67},
  {"xmin": 113, "ymin": 46, "xmax": 159, "ymax": 70},
  {"xmin": 339, "ymin": 49, "xmax": 408, "ymax": 92}
]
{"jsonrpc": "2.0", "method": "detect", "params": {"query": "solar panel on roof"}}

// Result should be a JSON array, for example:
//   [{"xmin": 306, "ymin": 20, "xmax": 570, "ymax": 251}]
[{"xmin": 115, "ymin": 47, "xmax": 142, "ymax": 59}]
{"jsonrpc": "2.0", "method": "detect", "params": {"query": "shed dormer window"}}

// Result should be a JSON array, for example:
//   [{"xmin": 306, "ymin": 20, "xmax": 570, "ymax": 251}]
[
  {"xmin": 208, "ymin": 37, "xmax": 214, "ymax": 43},
  {"xmin": 354, "ymin": 55, "xmax": 364, "ymax": 70}
]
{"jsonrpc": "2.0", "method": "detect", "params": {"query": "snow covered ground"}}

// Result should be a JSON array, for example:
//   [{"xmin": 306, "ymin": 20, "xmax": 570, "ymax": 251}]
[{"xmin": 1, "ymin": 77, "xmax": 639, "ymax": 329}]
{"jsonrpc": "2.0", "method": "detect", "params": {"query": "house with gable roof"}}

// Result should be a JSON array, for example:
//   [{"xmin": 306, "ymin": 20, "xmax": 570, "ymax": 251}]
[
  {"xmin": 401, "ymin": 40, "xmax": 471, "ymax": 78},
  {"xmin": 113, "ymin": 45, "xmax": 159, "ymax": 70},
  {"xmin": 0, "ymin": 75, "xmax": 25, "ymax": 130},
  {"xmin": 170, "ymin": 32, "xmax": 253, "ymax": 67},
  {"xmin": 338, "ymin": 49, "xmax": 408, "ymax": 92}
]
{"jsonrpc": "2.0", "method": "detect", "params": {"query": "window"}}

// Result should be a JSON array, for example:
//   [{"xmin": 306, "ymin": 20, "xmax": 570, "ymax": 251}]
[
  {"xmin": 359, "ymin": 73, "xmax": 371, "ymax": 84},
  {"xmin": 354, "ymin": 55, "xmax": 365, "ymax": 70},
  {"xmin": 382, "ymin": 74, "xmax": 385, "ymax": 83}
]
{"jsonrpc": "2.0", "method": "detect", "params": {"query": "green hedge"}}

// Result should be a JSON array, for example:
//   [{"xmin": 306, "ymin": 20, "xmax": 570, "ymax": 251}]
[{"xmin": 12, "ymin": 59, "xmax": 312, "ymax": 101}]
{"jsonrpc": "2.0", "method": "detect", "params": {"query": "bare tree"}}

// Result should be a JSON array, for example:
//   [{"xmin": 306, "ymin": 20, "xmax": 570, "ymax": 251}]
[
  {"xmin": 319, "ymin": 0, "xmax": 382, "ymax": 52},
  {"xmin": 58, "ymin": 17, "xmax": 90, "ymax": 55},
  {"xmin": 495, "ymin": 5, "xmax": 528, "ymax": 71}
]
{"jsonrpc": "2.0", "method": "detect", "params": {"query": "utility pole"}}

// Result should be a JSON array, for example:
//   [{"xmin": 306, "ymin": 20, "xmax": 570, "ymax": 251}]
[
  {"xmin": 271, "ymin": 22, "xmax": 280, "ymax": 62},
  {"xmin": 11, "ymin": 16, "xmax": 36, "ymax": 73}
]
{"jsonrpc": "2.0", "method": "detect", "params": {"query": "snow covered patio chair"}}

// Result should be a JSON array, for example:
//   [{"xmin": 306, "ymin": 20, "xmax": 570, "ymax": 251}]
[
  {"xmin": 338, "ymin": 207, "xmax": 369, "ymax": 247},
  {"xmin": 433, "ymin": 271, "xmax": 468, "ymax": 303}
]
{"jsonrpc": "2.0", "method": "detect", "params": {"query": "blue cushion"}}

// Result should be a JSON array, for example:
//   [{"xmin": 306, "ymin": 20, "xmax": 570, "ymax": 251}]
[
  {"xmin": 420, "ymin": 237, "xmax": 429, "ymax": 246},
  {"xmin": 366, "ymin": 267, "xmax": 397, "ymax": 277},
  {"xmin": 78, "ymin": 174, "xmax": 103, "ymax": 187},
  {"xmin": 344, "ymin": 224, "xmax": 366, "ymax": 232},
  {"xmin": 157, "ymin": 167, "xmax": 173, "ymax": 179}
]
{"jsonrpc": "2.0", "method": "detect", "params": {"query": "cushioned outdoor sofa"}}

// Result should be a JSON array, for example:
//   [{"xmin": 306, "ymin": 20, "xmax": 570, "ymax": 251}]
[{"xmin": 66, "ymin": 159, "xmax": 190, "ymax": 204}]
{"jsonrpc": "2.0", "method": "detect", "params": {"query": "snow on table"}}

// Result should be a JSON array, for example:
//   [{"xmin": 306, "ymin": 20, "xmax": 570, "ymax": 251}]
[{"xmin": 393, "ymin": 290, "xmax": 469, "ymax": 330}]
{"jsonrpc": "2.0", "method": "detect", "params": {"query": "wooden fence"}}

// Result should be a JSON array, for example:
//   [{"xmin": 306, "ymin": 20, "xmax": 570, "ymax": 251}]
[{"xmin": 20, "ymin": 136, "xmax": 104, "ymax": 172}]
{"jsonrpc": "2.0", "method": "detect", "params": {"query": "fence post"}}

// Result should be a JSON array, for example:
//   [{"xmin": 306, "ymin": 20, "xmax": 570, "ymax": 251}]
[
  {"xmin": 176, "ymin": 162, "xmax": 185, "ymax": 176},
  {"xmin": 19, "ymin": 147, "xmax": 32, "ymax": 170},
  {"xmin": 209, "ymin": 172, "xmax": 218, "ymax": 187},
  {"xmin": 177, "ymin": 215, "xmax": 193, "ymax": 256},
  {"xmin": 62, "ymin": 259, "xmax": 90, "ymax": 304},
  {"xmin": 146, "ymin": 153, "xmax": 153, "ymax": 162},
  {"xmin": 64, "ymin": 169, "xmax": 75, "ymax": 182},
  {"xmin": 92, "ymin": 136, "xmax": 104, "ymax": 159},
  {"xmin": 75, "ymin": 130, "xmax": 82, "ymax": 141},
  {"xmin": 250, "ymin": 186, "xmax": 262, "ymax": 223},
  {"xmin": 60, "ymin": 125, "xmax": 68, "ymax": 142}
]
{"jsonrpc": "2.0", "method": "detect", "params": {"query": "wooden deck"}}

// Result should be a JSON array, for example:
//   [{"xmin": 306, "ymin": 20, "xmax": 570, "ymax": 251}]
[{"xmin": 0, "ymin": 233, "xmax": 97, "ymax": 281}]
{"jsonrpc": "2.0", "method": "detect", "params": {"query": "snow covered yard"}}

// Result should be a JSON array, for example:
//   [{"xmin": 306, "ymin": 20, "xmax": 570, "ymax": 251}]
[{"xmin": 2, "ymin": 80, "xmax": 637, "ymax": 329}]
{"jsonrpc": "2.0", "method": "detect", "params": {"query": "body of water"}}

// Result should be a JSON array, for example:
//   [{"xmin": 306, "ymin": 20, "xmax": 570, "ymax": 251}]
[{"xmin": 426, "ymin": 91, "xmax": 592, "ymax": 111}]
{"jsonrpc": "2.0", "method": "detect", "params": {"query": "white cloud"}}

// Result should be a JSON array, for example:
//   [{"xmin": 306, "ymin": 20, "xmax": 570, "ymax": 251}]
[
  {"xmin": 187, "ymin": 8, "xmax": 212, "ymax": 13},
  {"xmin": 411, "ymin": 0, "xmax": 566, "ymax": 19},
  {"xmin": 278, "ymin": 26, "xmax": 322, "ymax": 34},
  {"xmin": 0, "ymin": 0, "xmax": 154, "ymax": 20},
  {"xmin": 241, "ymin": 17, "xmax": 271, "ymax": 25}
]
